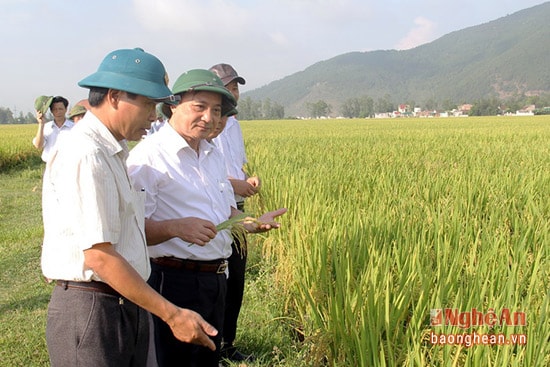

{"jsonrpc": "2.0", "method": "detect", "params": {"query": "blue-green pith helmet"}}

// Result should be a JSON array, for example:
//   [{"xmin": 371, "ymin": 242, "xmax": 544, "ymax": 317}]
[{"xmin": 78, "ymin": 48, "xmax": 176, "ymax": 103}]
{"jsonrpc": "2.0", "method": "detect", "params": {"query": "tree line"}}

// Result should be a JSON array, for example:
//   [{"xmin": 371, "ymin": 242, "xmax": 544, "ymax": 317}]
[
  {"xmin": 1, "ymin": 92, "xmax": 549, "ymax": 124},
  {"xmin": 0, "ymin": 108, "xmax": 37, "ymax": 124},
  {"xmin": 236, "ymin": 93, "xmax": 550, "ymax": 120}
]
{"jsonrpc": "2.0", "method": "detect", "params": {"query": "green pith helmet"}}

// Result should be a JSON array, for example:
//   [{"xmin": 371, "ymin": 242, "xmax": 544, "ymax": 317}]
[
  {"xmin": 161, "ymin": 69, "xmax": 237, "ymax": 118},
  {"xmin": 225, "ymin": 107, "xmax": 238, "ymax": 117},
  {"xmin": 34, "ymin": 95, "xmax": 54, "ymax": 114},
  {"xmin": 78, "ymin": 48, "xmax": 176, "ymax": 103},
  {"xmin": 68, "ymin": 104, "xmax": 87, "ymax": 119}
]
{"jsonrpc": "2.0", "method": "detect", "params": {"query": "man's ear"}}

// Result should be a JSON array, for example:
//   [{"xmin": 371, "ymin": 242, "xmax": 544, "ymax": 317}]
[{"xmin": 107, "ymin": 89, "xmax": 122, "ymax": 109}]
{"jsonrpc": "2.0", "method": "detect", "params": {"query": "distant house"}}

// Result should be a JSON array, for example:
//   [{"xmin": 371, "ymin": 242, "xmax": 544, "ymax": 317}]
[
  {"xmin": 459, "ymin": 104, "xmax": 472, "ymax": 113},
  {"xmin": 516, "ymin": 104, "xmax": 535, "ymax": 115},
  {"xmin": 416, "ymin": 110, "xmax": 434, "ymax": 118},
  {"xmin": 374, "ymin": 112, "xmax": 392, "ymax": 119},
  {"xmin": 398, "ymin": 104, "xmax": 410, "ymax": 113},
  {"xmin": 448, "ymin": 104, "xmax": 472, "ymax": 117}
]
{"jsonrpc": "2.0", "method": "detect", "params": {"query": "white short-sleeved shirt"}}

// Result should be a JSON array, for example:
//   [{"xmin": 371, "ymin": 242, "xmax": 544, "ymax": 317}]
[
  {"xmin": 127, "ymin": 123, "xmax": 236, "ymax": 261},
  {"xmin": 37, "ymin": 119, "xmax": 75, "ymax": 162},
  {"xmin": 41, "ymin": 112, "xmax": 150, "ymax": 281},
  {"xmin": 212, "ymin": 116, "xmax": 247, "ymax": 202}
]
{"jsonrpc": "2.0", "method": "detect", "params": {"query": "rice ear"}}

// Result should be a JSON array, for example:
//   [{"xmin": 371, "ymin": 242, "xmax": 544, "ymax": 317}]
[
  {"xmin": 216, "ymin": 212, "xmax": 254, "ymax": 231},
  {"xmin": 216, "ymin": 213, "xmax": 258, "ymax": 257}
]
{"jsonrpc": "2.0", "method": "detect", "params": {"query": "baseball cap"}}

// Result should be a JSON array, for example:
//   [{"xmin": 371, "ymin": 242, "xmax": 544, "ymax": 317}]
[
  {"xmin": 34, "ymin": 95, "xmax": 53, "ymax": 114},
  {"xmin": 209, "ymin": 63, "xmax": 246, "ymax": 86},
  {"xmin": 161, "ymin": 69, "xmax": 237, "ymax": 118},
  {"xmin": 78, "ymin": 48, "xmax": 177, "ymax": 103}
]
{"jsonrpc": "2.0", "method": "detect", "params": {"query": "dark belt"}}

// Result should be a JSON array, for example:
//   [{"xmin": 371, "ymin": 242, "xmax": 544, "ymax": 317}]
[
  {"xmin": 236, "ymin": 201, "xmax": 245, "ymax": 211},
  {"xmin": 56, "ymin": 280, "xmax": 121, "ymax": 297},
  {"xmin": 151, "ymin": 257, "xmax": 228, "ymax": 274}
]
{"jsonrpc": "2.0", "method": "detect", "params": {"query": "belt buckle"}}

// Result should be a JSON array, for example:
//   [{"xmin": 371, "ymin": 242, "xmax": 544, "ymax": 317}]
[{"xmin": 216, "ymin": 261, "xmax": 228, "ymax": 274}]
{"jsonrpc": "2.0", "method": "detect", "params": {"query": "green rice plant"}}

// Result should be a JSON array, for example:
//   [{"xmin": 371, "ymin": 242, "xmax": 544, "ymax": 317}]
[
  {"xmin": 0, "ymin": 124, "xmax": 41, "ymax": 171},
  {"xmin": 0, "ymin": 117, "xmax": 548, "ymax": 366},
  {"xmin": 242, "ymin": 116, "xmax": 550, "ymax": 366}
]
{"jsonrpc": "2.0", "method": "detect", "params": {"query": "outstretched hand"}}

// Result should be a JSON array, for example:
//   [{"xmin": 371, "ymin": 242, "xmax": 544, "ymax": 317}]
[
  {"xmin": 166, "ymin": 308, "xmax": 218, "ymax": 351},
  {"xmin": 244, "ymin": 207, "xmax": 287, "ymax": 233}
]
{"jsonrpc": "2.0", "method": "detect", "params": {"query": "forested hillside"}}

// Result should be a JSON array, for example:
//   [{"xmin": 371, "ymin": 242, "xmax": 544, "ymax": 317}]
[{"xmin": 243, "ymin": 2, "xmax": 550, "ymax": 117}]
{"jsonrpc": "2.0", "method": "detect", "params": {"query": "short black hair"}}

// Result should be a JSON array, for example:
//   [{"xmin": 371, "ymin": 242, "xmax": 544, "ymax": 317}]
[
  {"xmin": 88, "ymin": 88, "xmax": 138, "ymax": 107},
  {"xmin": 50, "ymin": 96, "xmax": 69, "ymax": 110},
  {"xmin": 88, "ymin": 88, "xmax": 108, "ymax": 107}
]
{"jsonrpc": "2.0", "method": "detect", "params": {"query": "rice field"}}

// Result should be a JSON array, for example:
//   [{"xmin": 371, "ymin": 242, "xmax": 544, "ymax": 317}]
[
  {"xmin": 241, "ymin": 116, "xmax": 549, "ymax": 366},
  {"xmin": 0, "ymin": 124, "xmax": 41, "ymax": 170},
  {"xmin": 0, "ymin": 116, "xmax": 549, "ymax": 366}
]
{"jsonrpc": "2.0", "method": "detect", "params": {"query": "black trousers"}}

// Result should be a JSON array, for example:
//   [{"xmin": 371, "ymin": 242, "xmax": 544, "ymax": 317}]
[
  {"xmin": 148, "ymin": 262, "xmax": 227, "ymax": 367},
  {"xmin": 223, "ymin": 237, "xmax": 248, "ymax": 345},
  {"xmin": 46, "ymin": 284, "xmax": 148, "ymax": 367},
  {"xmin": 223, "ymin": 201, "xmax": 248, "ymax": 345}
]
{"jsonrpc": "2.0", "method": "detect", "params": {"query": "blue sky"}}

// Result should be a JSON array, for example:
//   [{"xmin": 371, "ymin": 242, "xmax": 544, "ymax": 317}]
[{"xmin": 0, "ymin": 0, "xmax": 546, "ymax": 114}]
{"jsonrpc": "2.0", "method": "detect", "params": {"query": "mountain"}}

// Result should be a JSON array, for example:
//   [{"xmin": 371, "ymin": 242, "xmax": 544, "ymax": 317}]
[{"xmin": 243, "ymin": 2, "xmax": 550, "ymax": 117}]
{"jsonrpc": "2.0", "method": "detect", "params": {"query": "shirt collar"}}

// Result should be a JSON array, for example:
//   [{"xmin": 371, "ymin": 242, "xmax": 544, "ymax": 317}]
[
  {"xmin": 51, "ymin": 119, "xmax": 74, "ymax": 129},
  {"xmin": 61, "ymin": 119, "xmax": 75, "ymax": 128},
  {"xmin": 161, "ymin": 122, "xmax": 214, "ymax": 156},
  {"xmin": 78, "ymin": 111, "xmax": 126, "ymax": 158}
]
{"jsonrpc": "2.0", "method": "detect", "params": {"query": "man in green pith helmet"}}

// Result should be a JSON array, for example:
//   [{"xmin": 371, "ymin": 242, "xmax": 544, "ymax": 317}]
[
  {"xmin": 67, "ymin": 104, "xmax": 87, "ymax": 123},
  {"xmin": 127, "ymin": 68, "xmax": 287, "ymax": 367}
]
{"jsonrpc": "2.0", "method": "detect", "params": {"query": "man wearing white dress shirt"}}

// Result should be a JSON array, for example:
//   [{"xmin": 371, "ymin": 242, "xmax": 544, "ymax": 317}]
[
  {"xmin": 209, "ymin": 63, "xmax": 261, "ymax": 362},
  {"xmin": 32, "ymin": 95, "xmax": 74, "ymax": 162},
  {"xmin": 127, "ymin": 69, "xmax": 286, "ymax": 367}
]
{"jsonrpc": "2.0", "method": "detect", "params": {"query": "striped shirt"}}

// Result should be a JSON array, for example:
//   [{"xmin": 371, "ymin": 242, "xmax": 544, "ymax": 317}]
[{"xmin": 41, "ymin": 112, "xmax": 150, "ymax": 281}]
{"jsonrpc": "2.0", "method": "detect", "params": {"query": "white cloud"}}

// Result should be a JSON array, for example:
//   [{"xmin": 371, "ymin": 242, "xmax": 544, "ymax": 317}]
[
  {"xmin": 133, "ymin": 0, "xmax": 250, "ymax": 36},
  {"xmin": 268, "ymin": 32, "xmax": 289, "ymax": 47},
  {"xmin": 395, "ymin": 16, "xmax": 437, "ymax": 50},
  {"xmin": 276, "ymin": 0, "xmax": 373, "ymax": 22}
]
